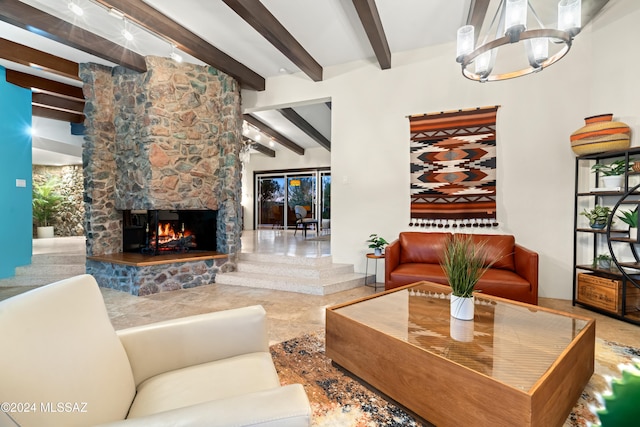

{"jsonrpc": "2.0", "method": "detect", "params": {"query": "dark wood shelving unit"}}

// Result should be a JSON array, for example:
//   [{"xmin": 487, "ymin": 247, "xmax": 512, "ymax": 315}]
[{"xmin": 573, "ymin": 148, "xmax": 640, "ymax": 325}]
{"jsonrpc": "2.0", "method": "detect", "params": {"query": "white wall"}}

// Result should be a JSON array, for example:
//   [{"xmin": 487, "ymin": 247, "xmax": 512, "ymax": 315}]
[
  {"xmin": 242, "ymin": 146, "xmax": 330, "ymax": 230},
  {"xmin": 241, "ymin": 0, "xmax": 640, "ymax": 300}
]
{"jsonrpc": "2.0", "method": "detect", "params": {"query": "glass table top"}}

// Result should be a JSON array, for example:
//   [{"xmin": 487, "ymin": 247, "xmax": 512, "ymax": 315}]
[{"xmin": 332, "ymin": 282, "xmax": 592, "ymax": 391}]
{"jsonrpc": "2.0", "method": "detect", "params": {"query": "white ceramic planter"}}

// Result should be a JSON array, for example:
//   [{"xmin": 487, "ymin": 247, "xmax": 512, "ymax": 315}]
[
  {"xmin": 630, "ymin": 227, "xmax": 638, "ymax": 242},
  {"xmin": 450, "ymin": 295, "xmax": 474, "ymax": 321},
  {"xmin": 36, "ymin": 226, "xmax": 54, "ymax": 238},
  {"xmin": 602, "ymin": 175, "xmax": 624, "ymax": 189}
]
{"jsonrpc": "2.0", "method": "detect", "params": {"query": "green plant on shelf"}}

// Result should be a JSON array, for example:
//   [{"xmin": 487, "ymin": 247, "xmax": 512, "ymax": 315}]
[
  {"xmin": 591, "ymin": 160, "xmax": 628, "ymax": 176},
  {"xmin": 580, "ymin": 205, "xmax": 613, "ymax": 228},
  {"xmin": 592, "ymin": 254, "xmax": 614, "ymax": 270},
  {"xmin": 617, "ymin": 209, "xmax": 638, "ymax": 228}
]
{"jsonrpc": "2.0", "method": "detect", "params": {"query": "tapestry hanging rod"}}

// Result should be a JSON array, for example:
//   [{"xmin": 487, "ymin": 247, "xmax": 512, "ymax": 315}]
[{"xmin": 406, "ymin": 105, "xmax": 501, "ymax": 118}]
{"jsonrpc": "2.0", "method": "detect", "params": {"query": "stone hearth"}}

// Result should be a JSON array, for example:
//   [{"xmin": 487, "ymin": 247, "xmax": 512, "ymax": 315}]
[{"xmin": 80, "ymin": 56, "xmax": 244, "ymax": 295}]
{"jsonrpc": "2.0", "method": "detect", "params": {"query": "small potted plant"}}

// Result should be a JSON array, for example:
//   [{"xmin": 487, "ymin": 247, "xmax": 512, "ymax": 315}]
[
  {"xmin": 580, "ymin": 205, "xmax": 612, "ymax": 229},
  {"xmin": 593, "ymin": 253, "xmax": 614, "ymax": 271},
  {"xmin": 617, "ymin": 209, "xmax": 638, "ymax": 241},
  {"xmin": 366, "ymin": 234, "xmax": 388, "ymax": 256},
  {"xmin": 591, "ymin": 160, "xmax": 628, "ymax": 188},
  {"xmin": 32, "ymin": 176, "xmax": 63, "ymax": 238}
]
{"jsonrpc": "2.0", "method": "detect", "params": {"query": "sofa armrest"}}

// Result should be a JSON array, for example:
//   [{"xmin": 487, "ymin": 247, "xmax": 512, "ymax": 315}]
[
  {"xmin": 514, "ymin": 244, "xmax": 539, "ymax": 305},
  {"xmin": 95, "ymin": 384, "xmax": 311, "ymax": 427},
  {"xmin": 117, "ymin": 305, "xmax": 269, "ymax": 386},
  {"xmin": 385, "ymin": 239, "xmax": 401, "ymax": 285}
]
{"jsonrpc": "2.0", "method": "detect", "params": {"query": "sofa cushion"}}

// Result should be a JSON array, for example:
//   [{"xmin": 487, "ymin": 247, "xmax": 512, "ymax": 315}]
[
  {"xmin": 389, "ymin": 263, "xmax": 449, "ymax": 287},
  {"xmin": 475, "ymin": 268, "xmax": 532, "ymax": 302},
  {"xmin": 469, "ymin": 234, "xmax": 516, "ymax": 271},
  {"xmin": 0, "ymin": 275, "xmax": 136, "ymax": 427},
  {"xmin": 127, "ymin": 352, "xmax": 281, "ymax": 419},
  {"xmin": 399, "ymin": 232, "xmax": 452, "ymax": 265}
]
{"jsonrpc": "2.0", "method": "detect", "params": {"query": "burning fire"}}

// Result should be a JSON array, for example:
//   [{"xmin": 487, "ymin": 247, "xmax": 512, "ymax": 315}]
[{"xmin": 150, "ymin": 221, "xmax": 195, "ymax": 251}]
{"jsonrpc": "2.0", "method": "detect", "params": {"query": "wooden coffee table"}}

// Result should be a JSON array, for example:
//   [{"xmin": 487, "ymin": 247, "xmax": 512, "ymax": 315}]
[{"xmin": 326, "ymin": 281, "xmax": 595, "ymax": 427}]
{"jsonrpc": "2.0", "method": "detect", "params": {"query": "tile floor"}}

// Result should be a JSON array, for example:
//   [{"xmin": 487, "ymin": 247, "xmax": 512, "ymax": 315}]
[{"xmin": 1, "ymin": 231, "xmax": 639, "ymax": 348}]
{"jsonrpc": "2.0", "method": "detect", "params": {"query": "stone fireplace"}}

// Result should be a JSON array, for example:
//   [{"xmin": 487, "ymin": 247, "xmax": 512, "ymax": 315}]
[{"xmin": 80, "ymin": 56, "xmax": 243, "ymax": 295}]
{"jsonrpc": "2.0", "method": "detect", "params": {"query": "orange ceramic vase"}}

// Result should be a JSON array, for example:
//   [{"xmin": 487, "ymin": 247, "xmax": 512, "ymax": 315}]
[{"xmin": 570, "ymin": 114, "xmax": 630, "ymax": 156}]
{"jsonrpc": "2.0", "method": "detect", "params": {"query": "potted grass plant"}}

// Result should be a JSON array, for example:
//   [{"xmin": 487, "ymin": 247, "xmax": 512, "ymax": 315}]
[{"xmin": 440, "ymin": 234, "xmax": 491, "ymax": 321}]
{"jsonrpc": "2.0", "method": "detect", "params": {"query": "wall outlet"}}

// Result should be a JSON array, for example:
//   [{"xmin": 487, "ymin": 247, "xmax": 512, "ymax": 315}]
[{"xmin": 16, "ymin": 179, "xmax": 26, "ymax": 188}]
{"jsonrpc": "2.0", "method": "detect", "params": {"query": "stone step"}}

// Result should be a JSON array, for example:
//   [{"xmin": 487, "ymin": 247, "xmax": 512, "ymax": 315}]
[
  {"xmin": 30, "ymin": 253, "xmax": 86, "ymax": 265},
  {"xmin": 214, "ymin": 271, "xmax": 368, "ymax": 295},
  {"xmin": 237, "ymin": 261, "xmax": 354, "ymax": 279},
  {"xmin": 238, "ymin": 252, "xmax": 333, "ymax": 267},
  {"xmin": 15, "ymin": 264, "xmax": 86, "ymax": 277}
]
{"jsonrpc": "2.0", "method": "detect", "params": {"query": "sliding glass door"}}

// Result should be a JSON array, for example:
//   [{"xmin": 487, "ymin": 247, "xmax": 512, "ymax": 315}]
[{"xmin": 255, "ymin": 169, "xmax": 329, "ymax": 231}]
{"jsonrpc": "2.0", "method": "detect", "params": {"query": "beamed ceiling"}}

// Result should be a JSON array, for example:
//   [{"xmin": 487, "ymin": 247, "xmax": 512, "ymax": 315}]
[{"xmin": 0, "ymin": 0, "xmax": 610, "ymax": 163}]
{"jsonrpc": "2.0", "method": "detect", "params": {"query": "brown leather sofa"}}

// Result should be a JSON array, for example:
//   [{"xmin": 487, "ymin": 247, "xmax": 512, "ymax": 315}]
[{"xmin": 385, "ymin": 232, "xmax": 539, "ymax": 305}]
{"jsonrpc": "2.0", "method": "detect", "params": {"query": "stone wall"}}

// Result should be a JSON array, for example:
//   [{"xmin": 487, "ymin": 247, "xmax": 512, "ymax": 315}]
[
  {"xmin": 80, "ymin": 56, "xmax": 244, "ymax": 292},
  {"xmin": 32, "ymin": 165, "xmax": 84, "ymax": 237}
]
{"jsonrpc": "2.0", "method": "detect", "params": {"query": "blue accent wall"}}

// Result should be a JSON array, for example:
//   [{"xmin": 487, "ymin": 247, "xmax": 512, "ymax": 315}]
[{"xmin": 0, "ymin": 66, "xmax": 32, "ymax": 278}]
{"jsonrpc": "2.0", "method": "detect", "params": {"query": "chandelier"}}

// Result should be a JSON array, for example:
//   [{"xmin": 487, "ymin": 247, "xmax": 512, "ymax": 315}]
[{"xmin": 456, "ymin": 0, "xmax": 581, "ymax": 82}]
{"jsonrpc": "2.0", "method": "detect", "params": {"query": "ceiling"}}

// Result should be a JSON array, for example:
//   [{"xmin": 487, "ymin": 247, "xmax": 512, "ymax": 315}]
[{"xmin": 0, "ymin": 0, "xmax": 609, "ymax": 164}]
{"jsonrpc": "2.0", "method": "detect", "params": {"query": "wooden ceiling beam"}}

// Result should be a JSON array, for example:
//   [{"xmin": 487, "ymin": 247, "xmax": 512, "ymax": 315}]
[
  {"xmin": 32, "ymin": 93, "xmax": 85, "ymax": 115},
  {"xmin": 0, "ymin": 38, "xmax": 80, "ymax": 81},
  {"xmin": 0, "ymin": 0, "xmax": 146, "ymax": 72},
  {"xmin": 221, "ymin": 0, "xmax": 322, "ymax": 82},
  {"xmin": 243, "ymin": 137, "xmax": 275, "ymax": 158},
  {"xmin": 466, "ymin": 0, "xmax": 491, "ymax": 43},
  {"xmin": 243, "ymin": 114, "xmax": 305, "ymax": 156},
  {"xmin": 32, "ymin": 105, "xmax": 84, "ymax": 123},
  {"xmin": 351, "ymin": 0, "xmax": 391, "ymax": 70},
  {"xmin": 278, "ymin": 108, "xmax": 330, "ymax": 151},
  {"xmin": 5, "ymin": 69, "xmax": 84, "ymax": 101},
  {"xmin": 94, "ymin": 0, "xmax": 265, "ymax": 91}
]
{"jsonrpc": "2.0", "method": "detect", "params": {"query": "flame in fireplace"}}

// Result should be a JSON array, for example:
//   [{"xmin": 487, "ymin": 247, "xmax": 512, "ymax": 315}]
[{"xmin": 150, "ymin": 221, "xmax": 196, "ymax": 252}]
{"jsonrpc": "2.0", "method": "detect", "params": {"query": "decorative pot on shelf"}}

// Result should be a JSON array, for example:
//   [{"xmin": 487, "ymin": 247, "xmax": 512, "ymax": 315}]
[
  {"xmin": 374, "ymin": 248, "xmax": 382, "ymax": 256},
  {"xmin": 630, "ymin": 227, "xmax": 638, "ymax": 242},
  {"xmin": 570, "ymin": 114, "xmax": 630, "ymax": 156},
  {"xmin": 601, "ymin": 175, "xmax": 624, "ymax": 189},
  {"xmin": 590, "ymin": 222, "xmax": 606, "ymax": 230},
  {"xmin": 450, "ymin": 295, "xmax": 474, "ymax": 321}
]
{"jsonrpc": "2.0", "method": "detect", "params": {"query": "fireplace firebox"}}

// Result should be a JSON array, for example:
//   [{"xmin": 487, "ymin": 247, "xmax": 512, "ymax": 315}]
[{"xmin": 122, "ymin": 210, "xmax": 217, "ymax": 255}]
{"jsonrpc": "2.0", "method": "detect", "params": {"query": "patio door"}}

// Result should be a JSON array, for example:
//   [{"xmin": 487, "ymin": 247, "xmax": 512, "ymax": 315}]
[{"xmin": 255, "ymin": 169, "xmax": 329, "ymax": 231}]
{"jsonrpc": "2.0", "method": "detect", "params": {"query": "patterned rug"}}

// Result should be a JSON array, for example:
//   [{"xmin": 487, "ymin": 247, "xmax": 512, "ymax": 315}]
[{"xmin": 270, "ymin": 331, "xmax": 640, "ymax": 426}]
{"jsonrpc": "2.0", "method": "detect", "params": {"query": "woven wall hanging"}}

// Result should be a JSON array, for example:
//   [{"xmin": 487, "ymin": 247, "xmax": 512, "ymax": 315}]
[{"xmin": 408, "ymin": 106, "xmax": 500, "ymax": 229}]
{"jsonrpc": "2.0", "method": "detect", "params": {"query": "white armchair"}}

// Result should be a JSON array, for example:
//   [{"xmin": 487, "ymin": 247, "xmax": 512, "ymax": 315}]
[{"xmin": 0, "ymin": 274, "xmax": 311, "ymax": 427}]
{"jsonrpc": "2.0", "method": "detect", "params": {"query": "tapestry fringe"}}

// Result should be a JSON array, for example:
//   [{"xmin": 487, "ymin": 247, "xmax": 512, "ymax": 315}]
[{"xmin": 409, "ymin": 218, "xmax": 499, "ymax": 228}]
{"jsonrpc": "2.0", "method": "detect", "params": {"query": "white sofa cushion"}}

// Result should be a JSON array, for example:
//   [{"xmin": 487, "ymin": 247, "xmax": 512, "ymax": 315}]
[
  {"xmin": 127, "ymin": 352, "xmax": 281, "ymax": 418},
  {"xmin": 0, "ymin": 275, "xmax": 136, "ymax": 427}
]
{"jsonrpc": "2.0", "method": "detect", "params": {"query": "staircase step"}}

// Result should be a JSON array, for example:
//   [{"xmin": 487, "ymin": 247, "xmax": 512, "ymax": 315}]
[
  {"xmin": 15, "ymin": 264, "xmax": 86, "ymax": 277},
  {"xmin": 215, "ymin": 271, "xmax": 368, "ymax": 295},
  {"xmin": 238, "ymin": 252, "xmax": 333, "ymax": 267},
  {"xmin": 31, "ymin": 254, "xmax": 86, "ymax": 265},
  {"xmin": 237, "ymin": 261, "xmax": 353, "ymax": 279}
]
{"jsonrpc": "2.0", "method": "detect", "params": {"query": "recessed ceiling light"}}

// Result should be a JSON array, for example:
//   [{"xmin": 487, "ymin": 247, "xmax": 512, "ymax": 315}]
[
  {"xmin": 122, "ymin": 29, "xmax": 134, "ymax": 41},
  {"xmin": 269, "ymin": 140, "xmax": 275, "ymax": 147},
  {"xmin": 68, "ymin": 2, "xmax": 84, "ymax": 16}
]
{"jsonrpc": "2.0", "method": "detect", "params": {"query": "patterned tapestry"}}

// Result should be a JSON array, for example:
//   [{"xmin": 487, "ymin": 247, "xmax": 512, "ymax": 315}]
[{"xmin": 408, "ymin": 106, "xmax": 500, "ymax": 228}]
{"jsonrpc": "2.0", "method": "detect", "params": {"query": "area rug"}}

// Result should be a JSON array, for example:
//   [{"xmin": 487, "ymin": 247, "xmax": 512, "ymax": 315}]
[{"xmin": 270, "ymin": 331, "xmax": 640, "ymax": 426}]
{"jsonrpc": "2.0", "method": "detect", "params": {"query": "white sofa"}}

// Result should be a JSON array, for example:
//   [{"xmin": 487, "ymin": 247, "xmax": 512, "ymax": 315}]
[{"xmin": 0, "ymin": 274, "xmax": 311, "ymax": 427}]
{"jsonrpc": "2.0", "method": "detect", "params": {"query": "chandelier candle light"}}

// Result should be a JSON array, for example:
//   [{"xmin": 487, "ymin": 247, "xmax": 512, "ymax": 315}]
[{"xmin": 456, "ymin": 0, "xmax": 581, "ymax": 82}]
